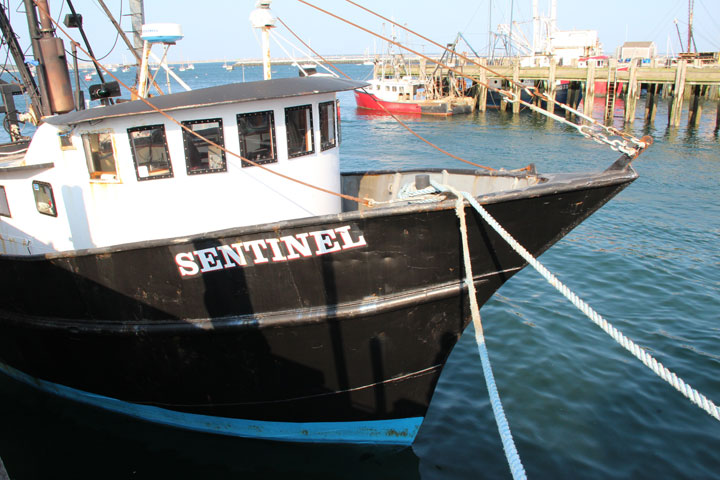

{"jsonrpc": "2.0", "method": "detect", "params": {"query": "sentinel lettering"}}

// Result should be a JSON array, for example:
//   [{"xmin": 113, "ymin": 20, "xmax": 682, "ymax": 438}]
[{"xmin": 175, "ymin": 225, "xmax": 367, "ymax": 277}]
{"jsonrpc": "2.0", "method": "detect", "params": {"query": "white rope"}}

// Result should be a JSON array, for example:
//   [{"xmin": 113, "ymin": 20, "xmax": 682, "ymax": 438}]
[
  {"xmin": 431, "ymin": 180, "xmax": 720, "ymax": 423},
  {"xmin": 447, "ymin": 184, "xmax": 527, "ymax": 480}
]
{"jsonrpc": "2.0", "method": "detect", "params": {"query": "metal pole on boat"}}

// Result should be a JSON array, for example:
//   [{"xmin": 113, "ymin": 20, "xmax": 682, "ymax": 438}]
[{"xmin": 250, "ymin": 1, "xmax": 276, "ymax": 80}]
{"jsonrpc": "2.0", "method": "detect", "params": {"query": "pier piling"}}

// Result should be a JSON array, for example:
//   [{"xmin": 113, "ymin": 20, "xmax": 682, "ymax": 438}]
[
  {"xmin": 546, "ymin": 58, "xmax": 557, "ymax": 114},
  {"xmin": 624, "ymin": 60, "xmax": 640, "ymax": 123},
  {"xmin": 644, "ymin": 83, "xmax": 659, "ymax": 124},
  {"xmin": 669, "ymin": 60, "xmax": 688, "ymax": 127},
  {"xmin": 689, "ymin": 84, "xmax": 703, "ymax": 127},
  {"xmin": 583, "ymin": 61, "xmax": 596, "ymax": 117},
  {"xmin": 512, "ymin": 60, "xmax": 520, "ymax": 114},
  {"xmin": 476, "ymin": 58, "xmax": 487, "ymax": 112}
]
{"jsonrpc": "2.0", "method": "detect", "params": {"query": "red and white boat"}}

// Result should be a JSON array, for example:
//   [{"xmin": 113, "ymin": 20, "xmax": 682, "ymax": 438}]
[{"xmin": 354, "ymin": 75, "xmax": 474, "ymax": 116}]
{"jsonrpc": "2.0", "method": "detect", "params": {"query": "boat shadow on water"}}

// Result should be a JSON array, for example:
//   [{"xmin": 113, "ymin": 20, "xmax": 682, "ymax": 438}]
[{"xmin": 0, "ymin": 372, "xmax": 421, "ymax": 480}]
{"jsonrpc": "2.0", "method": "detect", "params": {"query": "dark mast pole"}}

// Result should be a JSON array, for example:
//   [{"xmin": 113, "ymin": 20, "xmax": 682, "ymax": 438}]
[
  {"xmin": 22, "ymin": 0, "xmax": 51, "ymax": 116},
  {"xmin": 0, "ymin": 4, "xmax": 42, "ymax": 121}
]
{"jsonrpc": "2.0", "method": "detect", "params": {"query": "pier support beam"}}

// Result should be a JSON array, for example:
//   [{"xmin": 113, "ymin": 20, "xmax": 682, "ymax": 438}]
[
  {"xmin": 644, "ymin": 83, "xmax": 659, "ymax": 124},
  {"xmin": 566, "ymin": 82, "xmax": 581, "ymax": 119},
  {"xmin": 476, "ymin": 58, "xmax": 487, "ymax": 112},
  {"xmin": 624, "ymin": 59, "xmax": 639, "ymax": 123},
  {"xmin": 688, "ymin": 84, "xmax": 703, "ymax": 127},
  {"xmin": 583, "ymin": 61, "xmax": 596, "ymax": 118},
  {"xmin": 669, "ymin": 59, "xmax": 687, "ymax": 127},
  {"xmin": 512, "ymin": 60, "xmax": 520, "ymax": 114},
  {"xmin": 546, "ymin": 58, "xmax": 557, "ymax": 113}
]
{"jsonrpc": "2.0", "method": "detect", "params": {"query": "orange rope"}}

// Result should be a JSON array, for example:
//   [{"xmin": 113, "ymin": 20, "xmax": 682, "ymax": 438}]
[
  {"xmin": 32, "ymin": 1, "xmax": 372, "ymax": 207},
  {"xmin": 276, "ymin": 16, "xmax": 496, "ymax": 172}
]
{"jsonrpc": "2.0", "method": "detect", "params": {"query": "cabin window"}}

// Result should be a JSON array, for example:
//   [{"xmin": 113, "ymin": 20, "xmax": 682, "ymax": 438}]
[
  {"xmin": 285, "ymin": 104, "xmax": 314, "ymax": 158},
  {"xmin": 128, "ymin": 125, "xmax": 173, "ymax": 181},
  {"xmin": 237, "ymin": 111, "xmax": 277, "ymax": 167},
  {"xmin": 319, "ymin": 101, "xmax": 336, "ymax": 151},
  {"xmin": 59, "ymin": 132, "xmax": 75, "ymax": 150},
  {"xmin": 182, "ymin": 119, "xmax": 227, "ymax": 175},
  {"xmin": 32, "ymin": 181, "xmax": 56, "ymax": 217},
  {"xmin": 0, "ymin": 186, "xmax": 10, "ymax": 217},
  {"xmin": 82, "ymin": 132, "xmax": 118, "ymax": 181}
]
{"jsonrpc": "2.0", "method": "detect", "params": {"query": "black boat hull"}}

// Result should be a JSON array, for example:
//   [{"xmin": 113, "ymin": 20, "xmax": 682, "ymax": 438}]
[{"xmin": 0, "ymin": 166, "xmax": 637, "ymax": 444}]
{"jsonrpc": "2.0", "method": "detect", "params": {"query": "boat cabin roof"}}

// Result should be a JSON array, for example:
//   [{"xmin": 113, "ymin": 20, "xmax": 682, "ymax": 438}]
[{"xmin": 46, "ymin": 76, "xmax": 367, "ymax": 127}]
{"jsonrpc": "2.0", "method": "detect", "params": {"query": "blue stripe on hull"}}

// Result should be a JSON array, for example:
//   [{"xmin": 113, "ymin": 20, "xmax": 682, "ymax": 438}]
[{"xmin": 0, "ymin": 361, "xmax": 421, "ymax": 445}]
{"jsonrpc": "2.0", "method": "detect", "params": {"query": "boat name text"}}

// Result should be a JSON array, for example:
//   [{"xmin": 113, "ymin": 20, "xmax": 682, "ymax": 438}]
[{"xmin": 174, "ymin": 225, "xmax": 367, "ymax": 277}]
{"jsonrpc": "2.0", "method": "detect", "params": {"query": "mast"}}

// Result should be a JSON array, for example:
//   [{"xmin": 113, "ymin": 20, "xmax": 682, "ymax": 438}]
[
  {"xmin": 129, "ymin": 0, "xmax": 145, "ymax": 70},
  {"xmin": 250, "ymin": 1, "xmax": 276, "ymax": 80},
  {"xmin": 487, "ymin": 0, "xmax": 492, "ymax": 57},
  {"xmin": 0, "ymin": 4, "xmax": 42, "ymax": 123},
  {"xmin": 687, "ymin": 0, "xmax": 694, "ymax": 53},
  {"xmin": 23, "ymin": 0, "xmax": 74, "ymax": 116},
  {"xmin": 532, "ymin": 0, "xmax": 539, "ymax": 55}
]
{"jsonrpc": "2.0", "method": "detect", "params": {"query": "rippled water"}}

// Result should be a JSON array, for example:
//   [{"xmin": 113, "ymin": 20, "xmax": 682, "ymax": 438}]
[{"xmin": 1, "ymin": 63, "xmax": 718, "ymax": 479}]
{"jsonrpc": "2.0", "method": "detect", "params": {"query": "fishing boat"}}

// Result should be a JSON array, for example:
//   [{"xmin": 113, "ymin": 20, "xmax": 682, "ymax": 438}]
[
  {"xmin": 0, "ymin": 1, "xmax": 647, "ymax": 447},
  {"xmin": 354, "ymin": 29, "xmax": 474, "ymax": 116}
]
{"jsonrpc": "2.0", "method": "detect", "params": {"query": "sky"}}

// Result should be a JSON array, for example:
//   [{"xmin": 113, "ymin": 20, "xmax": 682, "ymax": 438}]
[{"xmin": 5, "ymin": 0, "xmax": 720, "ymax": 64}]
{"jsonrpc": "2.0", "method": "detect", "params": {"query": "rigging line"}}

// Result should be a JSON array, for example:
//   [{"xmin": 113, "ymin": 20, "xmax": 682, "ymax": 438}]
[
  {"xmin": 340, "ymin": 0, "xmax": 646, "ymax": 148},
  {"xmin": 276, "ymin": 15, "xmax": 496, "ymax": 172},
  {"xmin": 32, "ymin": 1, "xmax": 372, "ymax": 207}
]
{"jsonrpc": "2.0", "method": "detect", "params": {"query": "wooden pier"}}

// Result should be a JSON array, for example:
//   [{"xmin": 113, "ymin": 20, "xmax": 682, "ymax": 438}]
[{"xmin": 413, "ymin": 57, "xmax": 720, "ymax": 128}]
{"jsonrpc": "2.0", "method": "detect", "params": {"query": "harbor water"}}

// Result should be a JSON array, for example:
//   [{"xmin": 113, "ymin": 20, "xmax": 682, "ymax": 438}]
[{"xmin": 0, "ymin": 63, "xmax": 718, "ymax": 479}]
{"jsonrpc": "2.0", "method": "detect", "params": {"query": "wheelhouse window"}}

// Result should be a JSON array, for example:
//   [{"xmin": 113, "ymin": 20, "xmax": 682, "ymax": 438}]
[
  {"xmin": 237, "ymin": 111, "xmax": 277, "ymax": 167},
  {"xmin": 32, "ymin": 181, "xmax": 56, "ymax": 217},
  {"xmin": 319, "ymin": 101, "xmax": 337, "ymax": 151},
  {"xmin": 181, "ymin": 119, "xmax": 227, "ymax": 175},
  {"xmin": 0, "ymin": 186, "xmax": 10, "ymax": 217},
  {"xmin": 128, "ymin": 125, "xmax": 173, "ymax": 181},
  {"xmin": 82, "ymin": 132, "xmax": 118, "ymax": 180},
  {"xmin": 285, "ymin": 104, "xmax": 314, "ymax": 158}
]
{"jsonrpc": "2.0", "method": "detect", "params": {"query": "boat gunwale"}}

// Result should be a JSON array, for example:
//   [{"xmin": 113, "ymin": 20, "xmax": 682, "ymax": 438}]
[{"xmin": 0, "ymin": 163, "xmax": 637, "ymax": 262}]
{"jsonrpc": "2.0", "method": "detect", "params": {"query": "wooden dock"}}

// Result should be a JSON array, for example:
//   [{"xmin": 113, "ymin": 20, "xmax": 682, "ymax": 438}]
[{"xmin": 390, "ymin": 57, "xmax": 720, "ymax": 128}]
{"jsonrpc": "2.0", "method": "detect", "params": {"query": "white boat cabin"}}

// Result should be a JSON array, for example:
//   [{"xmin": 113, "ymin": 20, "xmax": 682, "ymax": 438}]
[
  {"xmin": 0, "ymin": 77, "xmax": 366, "ymax": 255},
  {"xmin": 366, "ymin": 77, "xmax": 426, "ymax": 103}
]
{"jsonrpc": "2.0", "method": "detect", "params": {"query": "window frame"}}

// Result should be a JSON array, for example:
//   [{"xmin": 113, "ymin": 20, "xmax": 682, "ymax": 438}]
[
  {"xmin": 127, "ymin": 124, "xmax": 174, "ymax": 181},
  {"xmin": 319, "ymin": 101, "xmax": 337, "ymax": 151},
  {"xmin": 237, "ymin": 110, "xmax": 278, "ymax": 168},
  {"xmin": 181, "ymin": 118, "xmax": 227, "ymax": 175},
  {"xmin": 0, "ymin": 185, "xmax": 10, "ymax": 217},
  {"xmin": 285, "ymin": 104, "xmax": 315, "ymax": 159},
  {"xmin": 81, "ymin": 131, "xmax": 119, "ymax": 182},
  {"xmin": 32, "ymin": 180, "xmax": 57, "ymax": 217}
]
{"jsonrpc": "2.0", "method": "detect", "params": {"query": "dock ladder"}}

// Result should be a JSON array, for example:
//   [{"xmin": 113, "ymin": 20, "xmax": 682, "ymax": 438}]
[{"xmin": 604, "ymin": 66, "xmax": 618, "ymax": 123}]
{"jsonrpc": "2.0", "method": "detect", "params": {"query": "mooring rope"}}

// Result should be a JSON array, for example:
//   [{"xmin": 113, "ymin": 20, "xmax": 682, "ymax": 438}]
[
  {"xmin": 430, "ymin": 180, "xmax": 720, "ymax": 424},
  {"xmin": 444, "ymin": 183, "xmax": 527, "ymax": 480}
]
